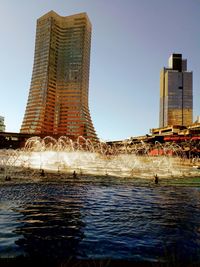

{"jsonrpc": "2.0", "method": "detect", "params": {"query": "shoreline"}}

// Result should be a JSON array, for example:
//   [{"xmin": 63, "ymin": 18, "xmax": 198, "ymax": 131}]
[{"xmin": 0, "ymin": 165, "xmax": 200, "ymax": 186}]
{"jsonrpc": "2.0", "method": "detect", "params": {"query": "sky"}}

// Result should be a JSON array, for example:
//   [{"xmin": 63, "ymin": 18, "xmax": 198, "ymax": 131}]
[{"xmin": 0, "ymin": 0, "xmax": 200, "ymax": 141}]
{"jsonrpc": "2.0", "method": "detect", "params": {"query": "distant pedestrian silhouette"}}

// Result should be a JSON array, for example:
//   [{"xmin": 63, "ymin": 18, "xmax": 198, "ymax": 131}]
[
  {"xmin": 154, "ymin": 174, "xmax": 159, "ymax": 184},
  {"xmin": 5, "ymin": 176, "xmax": 11, "ymax": 181},
  {"xmin": 73, "ymin": 171, "xmax": 77, "ymax": 178},
  {"xmin": 40, "ymin": 169, "xmax": 45, "ymax": 177}
]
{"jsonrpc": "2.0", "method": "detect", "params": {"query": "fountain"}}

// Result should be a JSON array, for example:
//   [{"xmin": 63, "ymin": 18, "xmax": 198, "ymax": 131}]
[{"xmin": 0, "ymin": 135, "xmax": 199, "ymax": 181}]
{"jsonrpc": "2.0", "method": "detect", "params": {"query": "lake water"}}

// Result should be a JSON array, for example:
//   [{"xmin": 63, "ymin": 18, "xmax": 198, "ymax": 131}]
[{"xmin": 0, "ymin": 176, "xmax": 200, "ymax": 266}]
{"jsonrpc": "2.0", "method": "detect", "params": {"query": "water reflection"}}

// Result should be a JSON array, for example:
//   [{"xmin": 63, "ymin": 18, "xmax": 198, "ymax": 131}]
[
  {"xmin": 2, "ymin": 183, "xmax": 86, "ymax": 262},
  {"xmin": 0, "ymin": 180, "xmax": 200, "ymax": 265},
  {"xmin": 78, "ymin": 184, "xmax": 200, "ymax": 264}
]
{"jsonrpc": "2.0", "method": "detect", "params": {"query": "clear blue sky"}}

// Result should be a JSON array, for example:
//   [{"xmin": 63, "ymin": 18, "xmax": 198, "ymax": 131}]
[{"xmin": 0, "ymin": 0, "xmax": 199, "ymax": 141}]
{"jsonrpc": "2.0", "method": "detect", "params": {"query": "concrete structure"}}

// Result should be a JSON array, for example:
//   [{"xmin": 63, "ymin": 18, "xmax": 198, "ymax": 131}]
[
  {"xmin": 21, "ymin": 11, "xmax": 98, "ymax": 141},
  {"xmin": 150, "ymin": 125, "xmax": 187, "ymax": 136},
  {"xmin": 159, "ymin": 53, "xmax": 193, "ymax": 128},
  {"xmin": 0, "ymin": 116, "xmax": 5, "ymax": 132},
  {"xmin": 0, "ymin": 132, "xmax": 78, "ymax": 149}
]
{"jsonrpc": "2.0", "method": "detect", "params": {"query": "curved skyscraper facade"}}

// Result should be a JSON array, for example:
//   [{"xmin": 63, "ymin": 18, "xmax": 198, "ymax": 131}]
[{"xmin": 21, "ymin": 11, "xmax": 98, "ymax": 141}]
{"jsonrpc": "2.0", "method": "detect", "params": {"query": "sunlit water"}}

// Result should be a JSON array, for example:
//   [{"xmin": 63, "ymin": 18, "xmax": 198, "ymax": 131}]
[{"xmin": 1, "ymin": 176, "xmax": 200, "ymax": 265}]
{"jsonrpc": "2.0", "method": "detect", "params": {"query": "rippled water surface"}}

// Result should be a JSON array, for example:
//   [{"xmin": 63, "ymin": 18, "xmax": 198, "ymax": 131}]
[{"xmin": 0, "ymin": 177, "xmax": 200, "ymax": 265}]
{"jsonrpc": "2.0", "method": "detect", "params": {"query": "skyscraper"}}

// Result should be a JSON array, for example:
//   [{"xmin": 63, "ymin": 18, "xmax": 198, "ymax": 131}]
[
  {"xmin": 159, "ymin": 53, "xmax": 193, "ymax": 128},
  {"xmin": 20, "ymin": 11, "xmax": 98, "ymax": 141}
]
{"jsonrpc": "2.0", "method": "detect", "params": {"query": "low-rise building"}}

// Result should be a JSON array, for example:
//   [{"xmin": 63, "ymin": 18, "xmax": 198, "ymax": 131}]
[{"xmin": 0, "ymin": 116, "xmax": 5, "ymax": 132}]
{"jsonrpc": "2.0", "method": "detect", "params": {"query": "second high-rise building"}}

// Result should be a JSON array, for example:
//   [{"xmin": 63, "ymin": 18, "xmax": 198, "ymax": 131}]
[
  {"xmin": 159, "ymin": 53, "xmax": 193, "ymax": 128},
  {"xmin": 21, "ymin": 11, "xmax": 98, "ymax": 141}
]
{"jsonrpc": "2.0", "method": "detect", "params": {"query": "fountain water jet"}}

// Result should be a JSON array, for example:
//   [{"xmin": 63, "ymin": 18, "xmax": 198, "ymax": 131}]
[{"xmin": 0, "ymin": 136, "xmax": 199, "ymax": 181}]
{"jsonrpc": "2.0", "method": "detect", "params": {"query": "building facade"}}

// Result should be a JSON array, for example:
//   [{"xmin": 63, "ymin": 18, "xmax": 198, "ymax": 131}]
[
  {"xmin": 159, "ymin": 54, "xmax": 193, "ymax": 128},
  {"xmin": 0, "ymin": 116, "xmax": 5, "ymax": 132},
  {"xmin": 20, "ymin": 11, "xmax": 98, "ymax": 141}
]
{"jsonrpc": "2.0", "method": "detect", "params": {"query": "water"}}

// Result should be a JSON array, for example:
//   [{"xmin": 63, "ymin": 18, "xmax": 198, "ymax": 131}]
[
  {"xmin": 2, "ymin": 136, "xmax": 198, "ymax": 180},
  {"xmin": 0, "ymin": 177, "xmax": 200, "ymax": 266}
]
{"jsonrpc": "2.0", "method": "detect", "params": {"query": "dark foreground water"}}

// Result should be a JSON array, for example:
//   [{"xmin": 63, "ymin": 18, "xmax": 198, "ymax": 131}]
[{"xmin": 0, "ymin": 176, "xmax": 200, "ymax": 266}]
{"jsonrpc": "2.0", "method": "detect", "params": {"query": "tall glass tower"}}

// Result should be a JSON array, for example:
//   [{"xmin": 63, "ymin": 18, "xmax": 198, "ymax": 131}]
[
  {"xmin": 159, "ymin": 54, "xmax": 193, "ymax": 128},
  {"xmin": 20, "ymin": 11, "xmax": 98, "ymax": 141}
]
